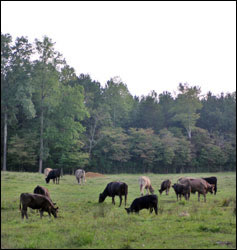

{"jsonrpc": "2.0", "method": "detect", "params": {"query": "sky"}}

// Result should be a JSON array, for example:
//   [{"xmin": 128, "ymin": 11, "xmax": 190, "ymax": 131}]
[{"xmin": 1, "ymin": 1, "xmax": 236, "ymax": 97}]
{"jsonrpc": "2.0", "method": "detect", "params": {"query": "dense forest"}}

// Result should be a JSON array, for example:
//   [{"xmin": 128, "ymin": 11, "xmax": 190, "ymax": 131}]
[{"xmin": 1, "ymin": 34, "xmax": 236, "ymax": 174}]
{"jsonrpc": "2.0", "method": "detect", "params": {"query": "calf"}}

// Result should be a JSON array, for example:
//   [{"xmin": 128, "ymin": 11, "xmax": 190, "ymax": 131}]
[
  {"xmin": 159, "ymin": 179, "xmax": 171, "ymax": 195},
  {"xmin": 139, "ymin": 176, "xmax": 154, "ymax": 196},
  {"xmin": 179, "ymin": 177, "xmax": 214, "ymax": 202},
  {"xmin": 99, "ymin": 182, "xmax": 128, "ymax": 207},
  {"xmin": 19, "ymin": 193, "xmax": 58, "ymax": 219},
  {"xmin": 75, "ymin": 169, "xmax": 86, "ymax": 185},
  {"xmin": 172, "ymin": 183, "xmax": 191, "ymax": 201},
  {"xmin": 125, "ymin": 195, "xmax": 158, "ymax": 215},
  {"xmin": 44, "ymin": 168, "xmax": 52, "ymax": 177},
  {"xmin": 202, "ymin": 176, "xmax": 217, "ymax": 195},
  {"xmin": 45, "ymin": 169, "xmax": 60, "ymax": 184}
]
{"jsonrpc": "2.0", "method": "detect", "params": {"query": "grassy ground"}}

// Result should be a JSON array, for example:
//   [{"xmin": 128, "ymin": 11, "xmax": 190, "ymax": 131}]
[{"xmin": 1, "ymin": 171, "xmax": 236, "ymax": 249}]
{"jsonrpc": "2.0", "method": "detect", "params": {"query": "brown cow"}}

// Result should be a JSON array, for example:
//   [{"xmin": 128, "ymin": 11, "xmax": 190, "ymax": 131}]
[
  {"xmin": 159, "ymin": 179, "xmax": 171, "ymax": 195},
  {"xmin": 139, "ymin": 176, "xmax": 154, "ymax": 196},
  {"xmin": 19, "ymin": 193, "xmax": 58, "ymax": 219},
  {"xmin": 178, "ymin": 177, "xmax": 214, "ymax": 202},
  {"xmin": 33, "ymin": 185, "xmax": 55, "ymax": 205}
]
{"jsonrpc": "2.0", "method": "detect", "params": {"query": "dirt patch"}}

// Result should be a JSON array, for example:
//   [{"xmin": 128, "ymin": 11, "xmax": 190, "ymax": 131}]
[{"xmin": 85, "ymin": 172, "xmax": 105, "ymax": 178}]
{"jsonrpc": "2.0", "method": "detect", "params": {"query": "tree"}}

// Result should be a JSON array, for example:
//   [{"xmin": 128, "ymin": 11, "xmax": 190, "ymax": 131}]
[
  {"xmin": 32, "ymin": 36, "xmax": 65, "ymax": 173},
  {"xmin": 1, "ymin": 34, "xmax": 35, "ymax": 171},
  {"xmin": 103, "ymin": 77, "xmax": 134, "ymax": 128},
  {"xmin": 172, "ymin": 83, "xmax": 203, "ymax": 140}
]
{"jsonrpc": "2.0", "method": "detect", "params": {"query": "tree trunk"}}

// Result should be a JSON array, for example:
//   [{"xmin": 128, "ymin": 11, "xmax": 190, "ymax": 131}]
[
  {"xmin": 3, "ymin": 111, "xmax": 8, "ymax": 171},
  {"xmin": 39, "ymin": 107, "xmax": 44, "ymax": 173}
]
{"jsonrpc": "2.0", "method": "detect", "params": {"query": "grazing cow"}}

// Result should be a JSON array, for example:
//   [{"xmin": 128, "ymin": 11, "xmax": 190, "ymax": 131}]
[
  {"xmin": 45, "ymin": 169, "xmax": 60, "ymax": 184},
  {"xmin": 75, "ymin": 169, "xmax": 86, "ymax": 185},
  {"xmin": 99, "ymin": 182, "xmax": 128, "ymax": 207},
  {"xmin": 139, "ymin": 176, "xmax": 154, "ymax": 196},
  {"xmin": 44, "ymin": 168, "xmax": 52, "ymax": 177},
  {"xmin": 19, "ymin": 193, "xmax": 58, "ymax": 219},
  {"xmin": 178, "ymin": 177, "xmax": 214, "ymax": 202},
  {"xmin": 125, "ymin": 195, "xmax": 158, "ymax": 215},
  {"xmin": 202, "ymin": 176, "xmax": 217, "ymax": 195},
  {"xmin": 33, "ymin": 185, "xmax": 55, "ymax": 204},
  {"xmin": 159, "ymin": 179, "xmax": 171, "ymax": 195},
  {"xmin": 172, "ymin": 183, "xmax": 191, "ymax": 201}
]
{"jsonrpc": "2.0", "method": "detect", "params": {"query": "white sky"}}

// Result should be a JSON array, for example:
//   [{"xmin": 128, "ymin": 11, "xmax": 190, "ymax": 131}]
[{"xmin": 1, "ymin": 1, "xmax": 236, "ymax": 97}]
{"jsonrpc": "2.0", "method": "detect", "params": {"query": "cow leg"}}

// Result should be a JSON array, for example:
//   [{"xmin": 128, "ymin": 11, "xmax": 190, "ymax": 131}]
[
  {"xmin": 24, "ymin": 210, "xmax": 28, "ymax": 219},
  {"xmin": 112, "ymin": 196, "xmax": 115, "ymax": 205},
  {"xmin": 140, "ymin": 184, "xmax": 144, "ymax": 196},
  {"xmin": 21, "ymin": 209, "xmax": 25, "ymax": 219},
  {"xmin": 40, "ymin": 210, "xmax": 44, "ymax": 219},
  {"xmin": 154, "ymin": 205, "xmax": 158, "ymax": 215},
  {"xmin": 119, "ymin": 196, "xmax": 122, "ymax": 207},
  {"xmin": 125, "ymin": 194, "xmax": 127, "ymax": 206},
  {"xmin": 150, "ymin": 207, "xmax": 153, "ymax": 213}
]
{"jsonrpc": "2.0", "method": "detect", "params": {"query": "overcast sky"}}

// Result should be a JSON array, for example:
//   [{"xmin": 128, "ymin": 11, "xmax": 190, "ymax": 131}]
[{"xmin": 1, "ymin": 1, "xmax": 236, "ymax": 97}]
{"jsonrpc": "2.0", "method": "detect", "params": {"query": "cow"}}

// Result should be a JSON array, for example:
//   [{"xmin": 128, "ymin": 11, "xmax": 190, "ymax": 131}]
[
  {"xmin": 45, "ymin": 169, "xmax": 60, "ymax": 184},
  {"xmin": 99, "ymin": 182, "xmax": 128, "ymax": 207},
  {"xmin": 75, "ymin": 169, "xmax": 86, "ymax": 185},
  {"xmin": 159, "ymin": 179, "xmax": 171, "ymax": 195},
  {"xmin": 19, "ymin": 193, "xmax": 58, "ymax": 219},
  {"xmin": 202, "ymin": 176, "xmax": 217, "ymax": 195},
  {"xmin": 33, "ymin": 185, "xmax": 56, "ymax": 204},
  {"xmin": 125, "ymin": 195, "xmax": 158, "ymax": 215},
  {"xmin": 172, "ymin": 183, "xmax": 191, "ymax": 201},
  {"xmin": 44, "ymin": 168, "xmax": 52, "ymax": 177},
  {"xmin": 178, "ymin": 177, "xmax": 214, "ymax": 202},
  {"xmin": 139, "ymin": 176, "xmax": 154, "ymax": 196}
]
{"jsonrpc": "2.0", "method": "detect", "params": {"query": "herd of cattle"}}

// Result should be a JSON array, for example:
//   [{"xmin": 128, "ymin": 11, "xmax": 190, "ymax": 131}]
[{"xmin": 19, "ymin": 168, "xmax": 217, "ymax": 219}]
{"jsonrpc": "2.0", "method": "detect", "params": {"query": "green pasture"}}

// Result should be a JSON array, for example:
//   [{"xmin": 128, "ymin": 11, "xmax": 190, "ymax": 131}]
[{"xmin": 1, "ymin": 171, "xmax": 236, "ymax": 249}]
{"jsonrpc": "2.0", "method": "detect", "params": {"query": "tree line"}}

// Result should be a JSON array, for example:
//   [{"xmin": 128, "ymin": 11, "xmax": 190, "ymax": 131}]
[{"xmin": 1, "ymin": 34, "xmax": 236, "ymax": 174}]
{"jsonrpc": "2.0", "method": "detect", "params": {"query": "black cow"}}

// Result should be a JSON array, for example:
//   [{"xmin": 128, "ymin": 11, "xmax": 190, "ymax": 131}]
[
  {"xmin": 202, "ymin": 177, "xmax": 217, "ymax": 195},
  {"xmin": 172, "ymin": 183, "xmax": 191, "ymax": 201},
  {"xmin": 159, "ymin": 179, "xmax": 171, "ymax": 195},
  {"xmin": 99, "ymin": 182, "xmax": 128, "ymax": 207},
  {"xmin": 19, "ymin": 193, "xmax": 58, "ymax": 219},
  {"xmin": 125, "ymin": 195, "xmax": 158, "ymax": 215},
  {"xmin": 45, "ymin": 169, "xmax": 60, "ymax": 184}
]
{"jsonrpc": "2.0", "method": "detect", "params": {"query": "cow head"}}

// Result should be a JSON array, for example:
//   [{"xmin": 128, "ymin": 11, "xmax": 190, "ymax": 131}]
[
  {"xmin": 149, "ymin": 186, "xmax": 155, "ymax": 194},
  {"xmin": 99, "ymin": 193, "xmax": 105, "ymax": 203},
  {"xmin": 125, "ymin": 207, "xmax": 131, "ymax": 214},
  {"xmin": 207, "ymin": 184, "xmax": 215, "ymax": 194},
  {"xmin": 45, "ymin": 177, "xmax": 50, "ymax": 184},
  {"xmin": 50, "ymin": 206, "xmax": 59, "ymax": 218},
  {"xmin": 172, "ymin": 184, "xmax": 177, "ymax": 190}
]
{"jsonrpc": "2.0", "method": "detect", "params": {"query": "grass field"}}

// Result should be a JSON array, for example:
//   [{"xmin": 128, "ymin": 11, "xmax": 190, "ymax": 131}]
[{"xmin": 1, "ymin": 171, "xmax": 236, "ymax": 249}]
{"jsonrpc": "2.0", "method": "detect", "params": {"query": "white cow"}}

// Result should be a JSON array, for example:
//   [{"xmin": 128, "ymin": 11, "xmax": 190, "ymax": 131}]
[
  {"xmin": 138, "ymin": 176, "xmax": 154, "ymax": 196},
  {"xmin": 75, "ymin": 169, "xmax": 86, "ymax": 185},
  {"xmin": 44, "ymin": 168, "xmax": 52, "ymax": 177}
]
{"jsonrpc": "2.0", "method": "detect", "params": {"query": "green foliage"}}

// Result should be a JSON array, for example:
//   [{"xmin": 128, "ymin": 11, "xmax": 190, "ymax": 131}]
[{"xmin": 1, "ymin": 33, "xmax": 236, "ymax": 174}]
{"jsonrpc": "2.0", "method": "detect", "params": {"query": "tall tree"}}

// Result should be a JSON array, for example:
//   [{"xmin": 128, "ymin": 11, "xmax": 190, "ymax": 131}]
[
  {"xmin": 33, "ymin": 36, "xmax": 64, "ymax": 173},
  {"xmin": 1, "ymin": 34, "xmax": 35, "ymax": 171},
  {"xmin": 172, "ymin": 83, "xmax": 203, "ymax": 140}
]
